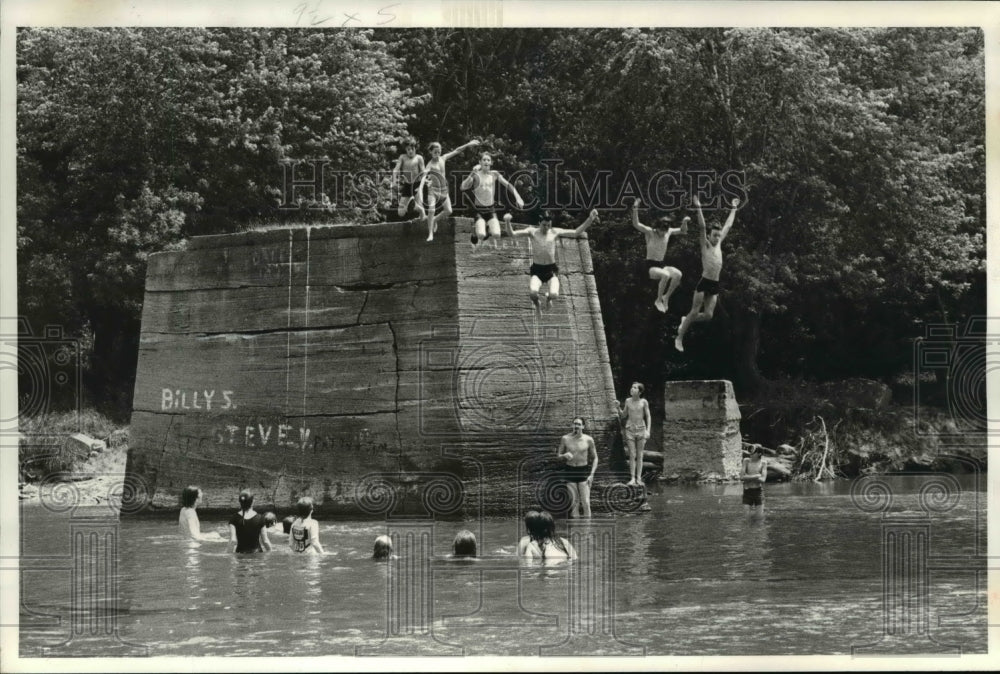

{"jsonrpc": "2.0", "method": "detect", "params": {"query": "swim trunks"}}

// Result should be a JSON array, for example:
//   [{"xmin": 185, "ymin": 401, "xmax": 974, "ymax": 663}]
[
  {"xmin": 641, "ymin": 259, "xmax": 664, "ymax": 276},
  {"xmin": 695, "ymin": 276, "xmax": 721, "ymax": 297},
  {"xmin": 624, "ymin": 421, "xmax": 647, "ymax": 442},
  {"xmin": 742, "ymin": 488, "xmax": 763, "ymax": 506},
  {"xmin": 530, "ymin": 263, "xmax": 559, "ymax": 283},
  {"xmin": 229, "ymin": 513, "xmax": 265, "ymax": 553},
  {"xmin": 399, "ymin": 181, "xmax": 419, "ymax": 199},
  {"xmin": 474, "ymin": 207, "xmax": 498, "ymax": 221},
  {"xmin": 564, "ymin": 465, "xmax": 591, "ymax": 483}
]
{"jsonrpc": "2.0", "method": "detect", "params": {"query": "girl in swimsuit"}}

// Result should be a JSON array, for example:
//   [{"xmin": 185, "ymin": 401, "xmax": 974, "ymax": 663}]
[
  {"xmin": 619, "ymin": 382, "xmax": 652, "ymax": 486},
  {"xmin": 228, "ymin": 490, "xmax": 272, "ymax": 554}
]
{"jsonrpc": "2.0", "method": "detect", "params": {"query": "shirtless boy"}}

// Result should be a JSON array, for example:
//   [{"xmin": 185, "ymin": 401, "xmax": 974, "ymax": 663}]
[
  {"xmin": 391, "ymin": 139, "xmax": 425, "ymax": 219},
  {"xmin": 417, "ymin": 138, "xmax": 480, "ymax": 242},
  {"xmin": 460, "ymin": 151, "xmax": 525, "ymax": 249},
  {"xmin": 557, "ymin": 417, "xmax": 598, "ymax": 519},
  {"xmin": 675, "ymin": 195, "xmax": 740, "ymax": 352},
  {"xmin": 505, "ymin": 208, "xmax": 599, "ymax": 314},
  {"xmin": 631, "ymin": 198, "xmax": 689, "ymax": 312}
]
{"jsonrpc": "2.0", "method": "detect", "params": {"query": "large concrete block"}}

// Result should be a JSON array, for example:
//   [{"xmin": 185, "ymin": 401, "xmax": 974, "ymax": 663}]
[
  {"xmin": 126, "ymin": 218, "xmax": 619, "ymax": 515},
  {"xmin": 662, "ymin": 380, "xmax": 742, "ymax": 480}
]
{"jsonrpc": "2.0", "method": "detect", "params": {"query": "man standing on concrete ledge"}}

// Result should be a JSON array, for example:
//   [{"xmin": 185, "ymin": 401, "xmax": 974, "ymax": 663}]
[
  {"xmin": 557, "ymin": 416, "xmax": 598, "ymax": 518},
  {"xmin": 505, "ymin": 208, "xmax": 599, "ymax": 315}
]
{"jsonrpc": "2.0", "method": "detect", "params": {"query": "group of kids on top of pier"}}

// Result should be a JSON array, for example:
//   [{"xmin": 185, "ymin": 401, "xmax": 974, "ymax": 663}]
[
  {"xmin": 178, "ymin": 486, "xmax": 581, "ymax": 560},
  {"xmin": 391, "ymin": 137, "xmax": 740, "ymax": 352}
]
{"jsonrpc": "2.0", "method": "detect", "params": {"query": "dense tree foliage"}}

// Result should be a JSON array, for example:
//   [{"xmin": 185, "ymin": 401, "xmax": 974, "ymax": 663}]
[{"xmin": 17, "ymin": 27, "xmax": 985, "ymax": 414}]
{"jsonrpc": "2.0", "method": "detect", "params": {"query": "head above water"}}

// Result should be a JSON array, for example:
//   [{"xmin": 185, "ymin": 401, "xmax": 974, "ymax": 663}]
[
  {"xmin": 263, "ymin": 511, "xmax": 277, "ymax": 528},
  {"xmin": 181, "ymin": 485, "xmax": 202, "ymax": 508},
  {"xmin": 452, "ymin": 530, "xmax": 478, "ymax": 557},
  {"xmin": 296, "ymin": 496, "xmax": 315, "ymax": 518},
  {"xmin": 238, "ymin": 489, "xmax": 254, "ymax": 511},
  {"xmin": 524, "ymin": 510, "xmax": 557, "ymax": 541},
  {"xmin": 282, "ymin": 515, "xmax": 296, "ymax": 534},
  {"xmin": 373, "ymin": 535, "xmax": 393, "ymax": 560}
]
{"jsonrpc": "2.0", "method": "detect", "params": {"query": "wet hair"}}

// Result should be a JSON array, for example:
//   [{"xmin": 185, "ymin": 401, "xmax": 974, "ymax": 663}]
[
  {"xmin": 181, "ymin": 485, "xmax": 201, "ymax": 508},
  {"xmin": 452, "ymin": 530, "xmax": 478, "ymax": 558},
  {"xmin": 708, "ymin": 223, "xmax": 723, "ymax": 234},
  {"xmin": 296, "ymin": 496, "xmax": 314, "ymax": 518},
  {"xmin": 373, "ymin": 535, "xmax": 393, "ymax": 560},
  {"xmin": 263, "ymin": 511, "xmax": 277, "ymax": 528},
  {"xmin": 282, "ymin": 515, "xmax": 296, "ymax": 534},
  {"xmin": 480, "ymin": 151, "xmax": 492, "ymax": 162},
  {"xmin": 573, "ymin": 416, "xmax": 586, "ymax": 428},
  {"xmin": 428, "ymin": 141, "xmax": 442, "ymax": 153},
  {"xmin": 238, "ymin": 489, "xmax": 254, "ymax": 513},
  {"xmin": 631, "ymin": 382, "xmax": 645, "ymax": 395},
  {"xmin": 524, "ymin": 510, "xmax": 568, "ymax": 558}
]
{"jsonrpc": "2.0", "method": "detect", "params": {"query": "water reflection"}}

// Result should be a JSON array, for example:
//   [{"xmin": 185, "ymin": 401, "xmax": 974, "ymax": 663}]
[{"xmin": 17, "ymin": 476, "xmax": 988, "ymax": 657}]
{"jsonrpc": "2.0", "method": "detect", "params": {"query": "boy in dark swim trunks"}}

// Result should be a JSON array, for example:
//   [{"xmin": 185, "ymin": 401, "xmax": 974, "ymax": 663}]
[
  {"xmin": 675, "ymin": 195, "xmax": 740, "ymax": 352},
  {"xmin": 391, "ymin": 138, "xmax": 426, "ymax": 218},
  {"xmin": 631, "ymin": 198, "xmax": 689, "ymax": 312},
  {"xmin": 740, "ymin": 445, "xmax": 767, "ymax": 511},
  {"xmin": 461, "ymin": 151, "xmax": 524, "ymax": 250},
  {"xmin": 505, "ymin": 208, "xmax": 600, "ymax": 315},
  {"xmin": 557, "ymin": 417, "xmax": 598, "ymax": 519}
]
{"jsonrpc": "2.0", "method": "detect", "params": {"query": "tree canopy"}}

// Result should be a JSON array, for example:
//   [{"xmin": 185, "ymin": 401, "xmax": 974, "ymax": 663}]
[{"xmin": 17, "ymin": 27, "xmax": 985, "ymax": 413}]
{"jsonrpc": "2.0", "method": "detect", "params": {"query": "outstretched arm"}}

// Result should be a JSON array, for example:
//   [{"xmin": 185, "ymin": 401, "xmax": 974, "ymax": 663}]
[
  {"xmin": 497, "ymin": 174, "xmax": 525, "ymax": 208},
  {"xmin": 555, "ymin": 209, "xmax": 600, "ymax": 238},
  {"xmin": 442, "ymin": 138, "xmax": 481, "ymax": 162},
  {"xmin": 631, "ymin": 199, "xmax": 652, "ymax": 235},
  {"xmin": 720, "ymin": 197, "xmax": 740, "ymax": 241},
  {"xmin": 507, "ymin": 222, "xmax": 534, "ymax": 238}
]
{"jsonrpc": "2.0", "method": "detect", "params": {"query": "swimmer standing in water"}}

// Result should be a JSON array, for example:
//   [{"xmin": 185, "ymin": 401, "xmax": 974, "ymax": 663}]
[
  {"xmin": 557, "ymin": 417, "xmax": 598, "ymax": 519},
  {"xmin": 288, "ymin": 496, "xmax": 325, "ymax": 554},
  {"xmin": 178, "ymin": 485, "xmax": 225, "ymax": 542},
  {"xmin": 228, "ymin": 490, "xmax": 272, "ymax": 553}
]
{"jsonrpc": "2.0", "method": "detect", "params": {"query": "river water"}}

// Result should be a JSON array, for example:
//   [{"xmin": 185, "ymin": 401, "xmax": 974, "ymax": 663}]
[{"xmin": 18, "ymin": 474, "xmax": 986, "ymax": 658}]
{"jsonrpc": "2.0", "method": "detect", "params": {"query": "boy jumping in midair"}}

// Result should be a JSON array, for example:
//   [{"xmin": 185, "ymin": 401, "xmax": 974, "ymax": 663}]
[
  {"xmin": 391, "ymin": 138, "xmax": 426, "ymax": 219},
  {"xmin": 460, "ymin": 151, "xmax": 525, "ymax": 250},
  {"xmin": 675, "ymin": 195, "xmax": 740, "ymax": 352},
  {"xmin": 417, "ymin": 138, "xmax": 480, "ymax": 242},
  {"xmin": 505, "ymin": 209, "xmax": 599, "ymax": 315},
  {"xmin": 631, "ymin": 198, "xmax": 689, "ymax": 312}
]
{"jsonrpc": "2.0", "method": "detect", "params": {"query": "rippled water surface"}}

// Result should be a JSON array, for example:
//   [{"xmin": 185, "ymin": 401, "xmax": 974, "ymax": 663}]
[{"xmin": 19, "ymin": 475, "xmax": 986, "ymax": 657}]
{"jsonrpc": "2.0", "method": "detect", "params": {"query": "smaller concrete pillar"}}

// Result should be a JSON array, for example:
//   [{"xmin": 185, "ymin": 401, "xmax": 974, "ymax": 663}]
[{"xmin": 662, "ymin": 380, "xmax": 742, "ymax": 480}]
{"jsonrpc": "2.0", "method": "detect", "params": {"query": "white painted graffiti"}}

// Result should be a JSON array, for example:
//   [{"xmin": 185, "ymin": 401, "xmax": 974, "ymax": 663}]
[{"xmin": 161, "ymin": 388, "xmax": 235, "ymax": 411}]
